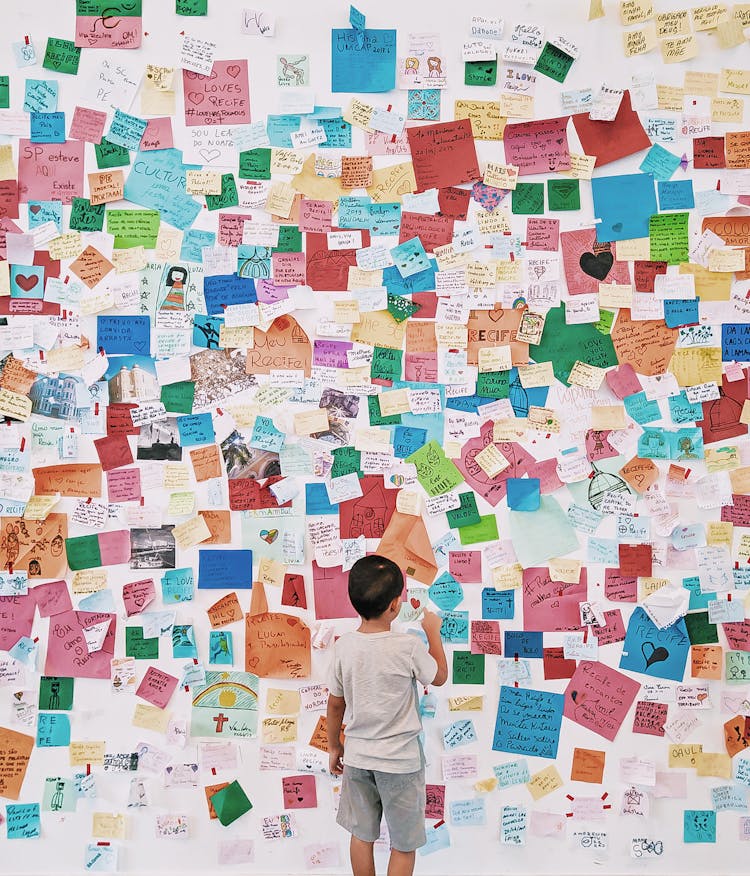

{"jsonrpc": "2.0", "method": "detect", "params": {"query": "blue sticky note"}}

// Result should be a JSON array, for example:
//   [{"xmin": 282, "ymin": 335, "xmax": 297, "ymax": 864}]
[
  {"xmin": 429, "ymin": 572, "xmax": 464, "ymax": 612},
  {"xmin": 331, "ymin": 28, "xmax": 397, "ymax": 93},
  {"xmin": 10, "ymin": 265, "xmax": 45, "ymax": 299},
  {"xmin": 198, "ymin": 550, "xmax": 253, "ymax": 589},
  {"xmin": 391, "ymin": 236, "xmax": 430, "ymax": 278},
  {"xmin": 97, "ymin": 315, "xmax": 150, "ymax": 355},
  {"xmin": 37, "ymin": 712, "xmax": 71, "ymax": 747},
  {"xmin": 493, "ymin": 685, "xmax": 564, "ymax": 758},
  {"xmin": 506, "ymin": 478, "xmax": 540, "ymax": 511},
  {"xmin": 9, "ymin": 636, "xmax": 36, "ymax": 665},
  {"xmin": 30, "ymin": 111, "xmax": 65, "ymax": 143},
  {"xmin": 124, "ymin": 149, "xmax": 201, "ymax": 231},
  {"xmin": 172, "ymin": 624, "xmax": 197, "ymax": 658},
  {"xmin": 682, "ymin": 576, "xmax": 714, "ymax": 610},
  {"xmin": 443, "ymin": 719, "xmax": 477, "ymax": 749},
  {"xmin": 668, "ymin": 391, "xmax": 703, "ymax": 425},
  {"xmin": 78, "ymin": 589, "xmax": 117, "ymax": 613},
  {"xmin": 250, "ymin": 415, "xmax": 285, "ymax": 453},
  {"xmin": 494, "ymin": 760, "xmax": 530, "ymax": 787},
  {"xmin": 683, "ymin": 810, "xmax": 716, "ymax": 843},
  {"xmin": 338, "ymin": 196, "xmax": 372, "ymax": 229},
  {"xmin": 203, "ymin": 275, "xmax": 256, "ymax": 315},
  {"xmin": 267, "ymin": 115, "xmax": 301, "ymax": 147},
  {"xmin": 161, "ymin": 568, "xmax": 194, "ymax": 603},
  {"xmin": 504, "ymin": 630, "xmax": 543, "ymax": 659},
  {"xmin": 177, "ymin": 413, "xmax": 215, "ymax": 447},
  {"xmin": 367, "ymin": 202, "xmax": 401, "ymax": 235},
  {"xmin": 382, "ymin": 259, "xmax": 437, "ymax": 295},
  {"xmin": 6, "ymin": 803, "xmax": 41, "ymax": 839},
  {"xmin": 658, "ymin": 179, "xmax": 694, "ymax": 211},
  {"xmin": 623, "ymin": 391, "xmax": 661, "ymax": 425},
  {"xmin": 393, "ymin": 426, "xmax": 427, "ymax": 458},
  {"xmin": 733, "ymin": 568, "xmax": 750, "ymax": 590},
  {"xmin": 193, "ymin": 314, "xmax": 224, "ymax": 349},
  {"xmin": 305, "ymin": 483, "xmax": 338, "ymax": 515},
  {"xmin": 450, "ymin": 798, "xmax": 486, "ymax": 826},
  {"xmin": 439, "ymin": 610, "xmax": 469, "ymax": 644},
  {"xmin": 591, "ymin": 173, "xmax": 657, "ymax": 242},
  {"xmin": 23, "ymin": 79, "xmax": 58, "ymax": 112},
  {"xmin": 419, "ymin": 823, "xmax": 451, "ymax": 856},
  {"xmin": 639, "ymin": 143, "xmax": 682, "ymax": 181},
  {"xmin": 27, "ymin": 200, "xmax": 63, "ymax": 232},
  {"xmin": 349, "ymin": 5, "xmax": 366, "ymax": 29},
  {"xmin": 722, "ymin": 324, "xmax": 750, "ymax": 361},
  {"xmin": 664, "ymin": 298, "xmax": 699, "ymax": 329},
  {"xmin": 180, "ymin": 229, "xmax": 216, "ymax": 263},
  {"xmin": 318, "ymin": 116, "xmax": 352, "ymax": 149},
  {"xmin": 481, "ymin": 588, "xmax": 514, "ymax": 619},
  {"xmin": 209, "ymin": 630, "xmax": 234, "ymax": 665},
  {"xmin": 107, "ymin": 109, "xmax": 148, "ymax": 152},
  {"xmin": 620, "ymin": 606, "xmax": 690, "ymax": 682}
]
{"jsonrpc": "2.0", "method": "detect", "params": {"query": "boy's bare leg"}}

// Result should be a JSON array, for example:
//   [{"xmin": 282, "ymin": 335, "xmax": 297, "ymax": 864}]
[
  {"xmin": 350, "ymin": 836, "xmax": 376, "ymax": 876},
  {"xmin": 387, "ymin": 849, "xmax": 416, "ymax": 876}
]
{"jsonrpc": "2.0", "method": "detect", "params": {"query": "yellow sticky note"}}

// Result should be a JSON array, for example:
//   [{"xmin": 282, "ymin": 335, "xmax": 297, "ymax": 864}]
[
  {"xmin": 483, "ymin": 162, "xmax": 518, "ymax": 190},
  {"xmin": 449, "ymin": 696, "xmax": 484, "ymax": 711},
  {"xmin": 474, "ymin": 776, "xmax": 498, "ymax": 793},
  {"xmin": 266, "ymin": 689, "xmax": 302, "ymax": 715},
  {"xmin": 620, "ymin": 0, "xmax": 654, "ymax": 25},
  {"xmin": 258, "ymin": 556, "xmax": 286, "ymax": 588},
  {"xmin": 527, "ymin": 765, "xmax": 563, "ymax": 801},
  {"xmin": 548, "ymin": 558, "xmax": 582, "ymax": 584},
  {"xmin": 622, "ymin": 23, "xmax": 657, "ymax": 56},
  {"xmin": 23, "ymin": 494, "xmax": 59, "ymax": 521},
  {"xmin": 706, "ymin": 521, "xmax": 733, "ymax": 548},
  {"xmin": 668, "ymin": 744, "xmax": 703, "ymax": 768},
  {"xmin": 492, "ymin": 564, "xmax": 523, "ymax": 589},
  {"xmin": 695, "ymin": 752, "xmax": 732, "ymax": 778},
  {"xmin": 294, "ymin": 408, "xmax": 330, "ymax": 435},
  {"xmin": 172, "ymin": 515, "xmax": 211, "ymax": 550},
  {"xmin": 0, "ymin": 145, "xmax": 16, "ymax": 180},
  {"xmin": 185, "ymin": 170, "xmax": 222, "ymax": 195},
  {"xmin": 474, "ymin": 443, "xmax": 510, "ymax": 478},
  {"xmin": 518, "ymin": 362, "xmax": 554, "ymax": 388},
  {"xmin": 92, "ymin": 813, "xmax": 126, "ymax": 841},
  {"xmin": 72, "ymin": 569, "xmax": 107, "ymax": 595},
  {"xmin": 132, "ymin": 703, "xmax": 170, "ymax": 734},
  {"xmin": 660, "ymin": 34, "xmax": 699, "ymax": 63},
  {"xmin": 333, "ymin": 299, "xmax": 361, "ymax": 324},
  {"xmin": 69, "ymin": 741, "xmax": 106, "ymax": 767},
  {"xmin": 669, "ymin": 347, "xmax": 723, "ymax": 387},
  {"xmin": 378, "ymin": 388, "xmax": 411, "ymax": 417},
  {"xmin": 261, "ymin": 717, "xmax": 298, "ymax": 744},
  {"xmin": 720, "ymin": 68, "xmax": 750, "ymax": 95},
  {"xmin": 590, "ymin": 405, "xmax": 626, "ymax": 430}
]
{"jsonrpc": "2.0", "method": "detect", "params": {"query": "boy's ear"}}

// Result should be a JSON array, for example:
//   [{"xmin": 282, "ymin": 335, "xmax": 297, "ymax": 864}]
[{"xmin": 389, "ymin": 595, "xmax": 402, "ymax": 612}]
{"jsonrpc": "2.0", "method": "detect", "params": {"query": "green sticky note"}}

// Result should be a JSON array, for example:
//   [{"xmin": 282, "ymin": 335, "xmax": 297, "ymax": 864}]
[
  {"xmin": 161, "ymin": 381, "xmax": 195, "ymax": 415},
  {"xmin": 533, "ymin": 306, "xmax": 617, "ymax": 384},
  {"xmin": 176, "ymin": 0, "xmax": 207, "ymax": 13},
  {"xmin": 387, "ymin": 293, "xmax": 420, "ymax": 323},
  {"xmin": 464, "ymin": 59, "xmax": 497, "ymax": 86},
  {"xmin": 458, "ymin": 514, "xmax": 499, "ymax": 546},
  {"xmin": 371, "ymin": 346, "xmax": 403, "ymax": 381},
  {"xmin": 95, "ymin": 138, "xmax": 131, "ymax": 170},
  {"xmin": 39, "ymin": 677, "xmax": 74, "ymax": 711},
  {"xmin": 452, "ymin": 651, "xmax": 485, "ymax": 684},
  {"xmin": 594, "ymin": 309, "xmax": 616, "ymax": 335},
  {"xmin": 534, "ymin": 42, "xmax": 575, "ymax": 83},
  {"xmin": 43, "ymin": 38, "xmax": 81, "ymax": 75},
  {"xmin": 368, "ymin": 394, "xmax": 401, "ymax": 426},
  {"xmin": 77, "ymin": 0, "xmax": 142, "ymax": 14},
  {"xmin": 273, "ymin": 225, "xmax": 303, "ymax": 253},
  {"xmin": 210, "ymin": 780, "xmax": 252, "ymax": 826},
  {"xmin": 331, "ymin": 446, "xmax": 362, "ymax": 478},
  {"xmin": 684, "ymin": 611, "xmax": 719, "ymax": 645},
  {"xmin": 239, "ymin": 148, "xmax": 271, "ymax": 180},
  {"xmin": 509, "ymin": 495, "xmax": 579, "ymax": 568},
  {"xmin": 649, "ymin": 211, "xmax": 689, "ymax": 265},
  {"xmin": 65, "ymin": 535, "xmax": 102, "ymax": 571},
  {"xmin": 407, "ymin": 440, "xmax": 464, "ymax": 497},
  {"xmin": 511, "ymin": 183, "xmax": 544, "ymax": 215},
  {"xmin": 70, "ymin": 197, "xmax": 105, "ymax": 232},
  {"xmin": 547, "ymin": 178, "xmax": 580, "ymax": 211},
  {"xmin": 106, "ymin": 209, "xmax": 160, "ymax": 248},
  {"xmin": 0, "ymin": 77, "xmax": 9, "ymax": 109},
  {"xmin": 205, "ymin": 174, "xmax": 239, "ymax": 212},
  {"xmin": 476, "ymin": 370, "xmax": 510, "ymax": 399},
  {"xmin": 125, "ymin": 627, "xmax": 159, "ymax": 660},
  {"xmin": 446, "ymin": 492, "xmax": 481, "ymax": 529}
]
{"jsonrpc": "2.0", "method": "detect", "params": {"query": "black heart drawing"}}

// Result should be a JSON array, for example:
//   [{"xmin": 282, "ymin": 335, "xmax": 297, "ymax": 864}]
[{"xmin": 579, "ymin": 250, "xmax": 614, "ymax": 281}]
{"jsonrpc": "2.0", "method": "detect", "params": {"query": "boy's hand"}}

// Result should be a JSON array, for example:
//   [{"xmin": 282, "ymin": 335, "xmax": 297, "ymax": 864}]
[
  {"xmin": 329, "ymin": 743, "xmax": 344, "ymax": 776},
  {"xmin": 421, "ymin": 609, "xmax": 442, "ymax": 637}
]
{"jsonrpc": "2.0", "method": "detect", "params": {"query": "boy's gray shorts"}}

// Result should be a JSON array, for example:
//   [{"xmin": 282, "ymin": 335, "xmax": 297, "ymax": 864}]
[{"xmin": 336, "ymin": 764, "xmax": 427, "ymax": 852}]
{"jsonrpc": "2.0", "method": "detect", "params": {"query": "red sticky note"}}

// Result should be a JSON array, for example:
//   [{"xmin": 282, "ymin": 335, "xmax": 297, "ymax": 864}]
[
  {"xmin": 605, "ymin": 364, "xmax": 643, "ymax": 401},
  {"xmin": 94, "ymin": 434, "xmax": 134, "ymax": 472},
  {"xmin": 282, "ymin": 774, "xmax": 317, "ymax": 809},
  {"xmin": 618, "ymin": 543, "xmax": 652, "ymax": 578},
  {"xmin": 312, "ymin": 563, "xmax": 358, "ymax": 620},
  {"xmin": 425, "ymin": 784, "xmax": 445, "ymax": 820},
  {"xmin": 136, "ymin": 666, "xmax": 179, "ymax": 710},
  {"xmin": 523, "ymin": 567, "xmax": 588, "ymax": 632},
  {"xmin": 45, "ymin": 610, "xmax": 116, "ymax": 679},
  {"xmin": 594, "ymin": 609, "xmax": 627, "ymax": 646},
  {"xmin": 0, "ymin": 595, "xmax": 35, "ymax": 650},
  {"xmin": 18, "ymin": 139, "xmax": 85, "ymax": 205},
  {"xmin": 32, "ymin": 580, "xmax": 73, "ymax": 618},
  {"xmin": 564, "ymin": 660, "xmax": 640, "ymax": 741},
  {"xmin": 470, "ymin": 620, "xmax": 502, "ymax": 655},
  {"xmin": 407, "ymin": 120, "xmax": 480, "ymax": 191},
  {"xmin": 437, "ymin": 186, "xmax": 470, "ymax": 220},
  {"xmin": 106, "ymin": 468, "xmax": 142, "ymax": 503},
  {"xmin": 182, "ymin": 60, "xmax": 251, "ymax": 127},
  {"xmin": 122, "ymin": 578, "xmax": 156, "ymax": 617},
  {"xmin": 571, "ymin": 90, "xmax": 651, "ymax": 168},
  {"xmin": 503, "ymin": 116, "xmax": 570, "ymax": 176},
  {"xmin": 448, "ymin": 551, "xmax": 482, "ymax": 584},
  {"xmin": 305, "ymin": 228, "xmax": 371, "ymax": 292},
  {"xmin": 69, "ymin": 106, "xmax": 107, "ymax": 144},
  {"xmin": 526, "ymin": 217, "xmax": 560, "ymax": 252},
  {"xmin": 281, "ymin": 573, "xmax": 307, "ymax": 610},
  {"xmin": 141, "ymin": 117, "xmax": 174, "ymax": 151},
  {"xmin": 543, "ymin": 647, "xmax": 577, "ymax": 680},
  {"xmin": 632, "ymin": 700, "xmax": 667, "ymax": 737}
]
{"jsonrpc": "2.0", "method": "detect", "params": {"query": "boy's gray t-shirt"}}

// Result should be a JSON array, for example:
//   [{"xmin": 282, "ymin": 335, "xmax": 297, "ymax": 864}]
[{"xmin": 328, "ymin": 630, "xmax": 438, "ymax": 773}]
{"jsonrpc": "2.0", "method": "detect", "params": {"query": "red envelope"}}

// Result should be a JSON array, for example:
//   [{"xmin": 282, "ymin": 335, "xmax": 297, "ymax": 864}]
[{"xmin": 571, "ymin": 90, "xmax": 651, "ymax": 167}]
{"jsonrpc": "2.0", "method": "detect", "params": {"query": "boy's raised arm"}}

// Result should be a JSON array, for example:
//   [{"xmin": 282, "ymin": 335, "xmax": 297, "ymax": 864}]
[{"xmin": 421, "ymin": 610, "xmax": 449, "ymax": 686}]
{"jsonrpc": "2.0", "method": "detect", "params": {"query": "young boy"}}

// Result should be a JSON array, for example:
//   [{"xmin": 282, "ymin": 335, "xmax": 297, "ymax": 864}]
[{"xmin": 327, "ymin": 555, "xmax": 448, "ymax": 876}]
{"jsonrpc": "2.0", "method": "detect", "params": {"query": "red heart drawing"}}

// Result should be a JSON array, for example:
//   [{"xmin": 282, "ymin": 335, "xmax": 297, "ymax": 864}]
[
  {"xmin": 410, "ymin": 597, "xmax": 420, "ymax": 609},
  {"xmin": 15, "ymin": 273, "xmax": 39, "ymax": 292},
  {"xmin": 226, "ymin": 65, "xmax": 241, "ymax": 79},
  {"xmin": 29, "ymin": 204, "xmax": 41, "ymax": 214},
  {"xmin": 187, "ymin": 92, "xmax": 205, "ymax": 105}
]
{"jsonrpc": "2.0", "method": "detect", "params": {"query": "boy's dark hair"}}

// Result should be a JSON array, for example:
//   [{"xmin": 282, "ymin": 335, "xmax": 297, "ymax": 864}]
[{"xmin": 348, "ymin": 555, "xmax": 404, "ymax": 620}]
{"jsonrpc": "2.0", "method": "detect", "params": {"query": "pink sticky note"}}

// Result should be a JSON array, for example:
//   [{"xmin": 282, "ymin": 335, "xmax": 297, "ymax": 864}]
[
  {"xmin": 298, "ymin": 200, "xmax": 333, "ymax": 234},
  {"xmin": 594, "ymin": 609, "xmax": 626, "ymax": 646},
  {"xmin": 312, "ymin": 563, "xmax": 357, "ymax": 620},
  {"xmin": 425, "ymin": 784, "xmax": 445, "ymax": 820},
  {"xmin": 136, "ymin": 666, "xmax": 179, "ymax": 709},
  {"xmin": 0, "ymin": 595, "xmax": 35, "ymax": 650},
  {"xmin": 218, "ymin": 213, "xmax": 253, "ymax": 247},
  {"xmin": 606, "ymin": 363, "xmax": 642, "ymax": 400},
  {"xmin": 107, "ymin": 468, "xmax": 142, "ymax": 502},
  {"xmin": 32, "ymin": 579, "xmax": 73, "ymax": 618},
  {"xmin": 75, "ymin": 15, "xmax": 141, "ymax": 49},
  {"xmin": 69, "ymin": 106, "xmax": 107, "ymax": 143},
  {"xmin": 282, "ymin": 774, "xmax": 317, "ymax": 809},
  {"xmin": 470, "ymin": 620, "xmax": 502, "ymax": 655},
  {"xmin": 448, "ymin": 551, "xmax": 482, "ymax": 584},
  {"xmin": 122, "ymin": 578, "xmax": 155, "ymax": 617},
  {"xmin": 564, "ymin": 660, "xmax": 640, "ymax": 742},
  {"xmin": 18, "ymin": 139, "xmax": 85, "ymax": 205},
  {"xmin": 523, "ymin": 567, "xmax": 587, "ymax": 631},
  {"xmin": 526, "ymin": 217, "xmax": 560, "ymax": 252},
  {"xmin": 525, "ymin": 457, "xmax": 565, "ymax": 494},
  {"xmin": 98, "ymin": 530, "xmax": 132, "ymax": 566},
  {"xmin": 46, "ymin": 610, "xmax": 116, "ymax": 679},
  {"xmin": 503, "ymin": 116, "xmax": 570, "ymax": 176},
  {"xmin": 182, "ymin": 60, "xmax": 251, "ymax": 127},
  {"xmin": 141, "ymin": 117, "xmax": 174, "ymax": 151}
]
